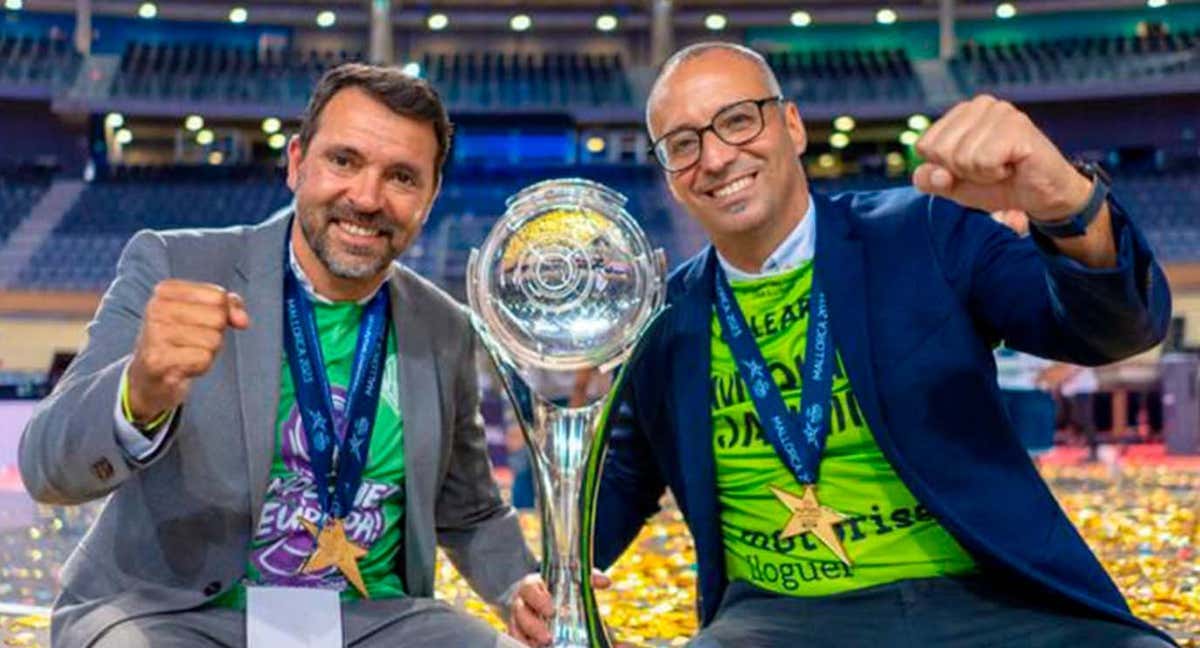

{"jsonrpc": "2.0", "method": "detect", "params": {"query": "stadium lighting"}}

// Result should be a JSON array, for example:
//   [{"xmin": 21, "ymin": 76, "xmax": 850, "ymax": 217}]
[
  {"xmin": 818, "ymin": 153, "xmax": 836, "ymax": 169},
  {"xmin": 184, "ymin": 115, "xmax": 204, "ymax": 131},
  {"xmin": 268, "ymin": 133, "xmax": 287, "ymax": 150},
  {"xmin": 261, "ymin": 117, "xmax": 281, "ymax": 134},
  {"xmin": 104, "ymin": 113, "xmax": 124, "ymax": 129},
  {"xmin": 229, "ymin": 7, "xmax": 247, "ymax": 24},
  {"xmin": 196, "ymin": 129, "xmax": 215, "ymax": 146},
  {"xmin": 833, "ymin": 115, "xmax": 856, "ymax": 132},
  {"xmin": 510, "ymin": 14, "xmax": 531, "ymax": 32},
  {"xmin": 907, "ymin": 114, "xmax": 931, "ymax": 131},
  {"xmin": 830, "ymin": 132, "xmax": 850, "ymax": 149},
  {"xmin": 886, "ymin": 151, "xmax": 906, "ymax": 168},
  {"xmin": 995, "ymin": 3, "xmax": 1017, "ymax": 19},
  {"xmin": 316, "ymin": 10, "xmax": 336, "ymax": 28},
  {"xmin": 586, "ymin": 136, "xmax": 606, "ymax": 153},
  {"xmin": 401, "ymin": 62, "xmax": 421, "ymax": 77},
  {"xmin": 596, "ymin": 14, "xmax": 618, "ymax": 32},
  {"xmin": 137, "ymin": 2, "xmax": 157, "ymax": 19},
  {"xmin": 115, "ymin": 129, "xmax": 133, "ymax": 145},
  {"xmin": 427, "ymin": 13, "xmax": 448, "ymax": 30},
  {"xmin": 4, "ymin": 0, "xmax": 21, "ymax": 10},
  {"xmin": 208, "ymin": 151, "xmax": 224, "ymax": 165},
  {"xmin": 899, "ymin": 130, "xmax": 920, "ymax": 146},
  {"xmin": 790, "ymin": 11, "xmax": 812, "ymax": 27},
  {"xmin": 1147, "ymin": 0, "xmax": 1167, "ymax": 7},
  {"xmin": 704, "ymin": 14, "xmax": 727, "ymax": 31},
  {"xmin": 876, "ymin": 8, "xmax": 898, "ymax": 25}
]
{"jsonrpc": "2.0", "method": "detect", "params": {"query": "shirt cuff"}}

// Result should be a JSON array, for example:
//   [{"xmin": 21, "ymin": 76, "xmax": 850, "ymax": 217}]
[{"xmin": 113, "ymin": 366, "xmax": 177, "ymax": 462}]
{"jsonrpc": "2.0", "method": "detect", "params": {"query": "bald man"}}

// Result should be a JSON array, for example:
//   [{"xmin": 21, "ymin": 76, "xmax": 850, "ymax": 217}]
[{"xmin": 592, "ymin": 42, "xmax": 1175, "ymax": 647}]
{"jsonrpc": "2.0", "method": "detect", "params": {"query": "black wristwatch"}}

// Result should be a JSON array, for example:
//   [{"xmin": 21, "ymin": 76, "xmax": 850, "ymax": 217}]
[{"xmin": 1028, "ymin": 160, "xmax": 1112, "ymax": 238}]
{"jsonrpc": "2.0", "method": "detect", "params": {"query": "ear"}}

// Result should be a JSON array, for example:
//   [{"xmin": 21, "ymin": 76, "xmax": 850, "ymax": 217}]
[
  {"xmin": 285, "ymin": 135, "xmax": 304, "ymax": 192},
  {"xmin": 783, "ymin": 102, "xmax": 807, "ymax": 158}
]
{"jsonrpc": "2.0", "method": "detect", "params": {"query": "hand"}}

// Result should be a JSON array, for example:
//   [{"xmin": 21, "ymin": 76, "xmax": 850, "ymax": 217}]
[
  {"xmin": 507, "ymin": 571, "xmax": 613, "ymax": 647},
  {"xmin": 126, "ymin": 280, "xmax": 251, "ymax": 421},
  {"xmin": 913, "ymin": 95, "xmax": 1093, "ymax": 222}
]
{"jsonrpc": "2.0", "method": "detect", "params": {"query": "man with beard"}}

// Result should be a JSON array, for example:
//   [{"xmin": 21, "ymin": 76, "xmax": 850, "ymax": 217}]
[{"xmin": 20, "ymin": 63, "xmax": 557, "ymax": 647}]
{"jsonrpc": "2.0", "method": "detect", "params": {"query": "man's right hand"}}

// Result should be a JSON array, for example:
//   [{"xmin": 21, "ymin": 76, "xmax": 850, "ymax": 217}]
[{"xmin": 126, "ymin": 280, "xmax": 251, "ymax": 422}]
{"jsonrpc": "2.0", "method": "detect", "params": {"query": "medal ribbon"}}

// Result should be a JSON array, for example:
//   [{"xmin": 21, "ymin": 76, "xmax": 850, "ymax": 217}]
[
  {"xmin": 713, "ymin": 261, "xmax": 835, "ymax": 486},
  {"xmin": 282, "ymin": 241, "xmax": 390, "ymax": 521}
]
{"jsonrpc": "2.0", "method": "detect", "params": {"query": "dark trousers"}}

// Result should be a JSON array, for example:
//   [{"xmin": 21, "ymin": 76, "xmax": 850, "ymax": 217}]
[{"xmin": 690, "ymin": 575, "xmax": 1175, "ymax": 647}]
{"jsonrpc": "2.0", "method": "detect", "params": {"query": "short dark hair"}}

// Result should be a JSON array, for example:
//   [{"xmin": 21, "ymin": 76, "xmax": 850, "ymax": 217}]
[{"xmin": 298, "ymin": 62, "xmax": 453, "ymax": 182}]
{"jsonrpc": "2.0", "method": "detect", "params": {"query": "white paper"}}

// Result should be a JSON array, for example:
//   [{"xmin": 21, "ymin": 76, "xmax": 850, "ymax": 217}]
[{"xmin": 247, "ymin": 586, "xmax": 342, "ymax": 648}]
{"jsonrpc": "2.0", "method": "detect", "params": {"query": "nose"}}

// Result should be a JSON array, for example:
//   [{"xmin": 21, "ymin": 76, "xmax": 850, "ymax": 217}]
[
  {"xmin": 696, "ymin": 128, "xmax": 739, "ymax": 176},
  {"xmin": 346, "ymin": 170, "xmax": 384, "ymax": 215}
]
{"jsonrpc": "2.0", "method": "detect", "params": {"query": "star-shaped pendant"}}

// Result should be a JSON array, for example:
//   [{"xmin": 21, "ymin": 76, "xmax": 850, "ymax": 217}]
[
  {"xmin": 300, "ymin": 517, "xmax": 370, "ymax": 598},
  {"xmin": 769, "ymin": 484, "xmax": 853, "ymax": 567}
]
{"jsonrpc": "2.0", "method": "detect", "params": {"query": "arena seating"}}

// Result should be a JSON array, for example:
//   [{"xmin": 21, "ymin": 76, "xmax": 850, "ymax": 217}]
[
  {"xmin": 420, "ymin": 51, "xmax": 633, "ymax": 108},
  {"xmin": 951, "ymin": 30, "xmax": 1200, "ymax": 93},
  {"xmin": 0, "ymin": 167, "xmax": 53, "ymax": 247},
  {"xmin": 0, "ymin": 34, "xmax": 82, "ymax": 91},
  {"xmin": 110, "ymin": 41, "xmax": 363, "ymax": 104},
  {"xmin": 763, "ymin": 49, "xmax": 924, "ymax": 105}
]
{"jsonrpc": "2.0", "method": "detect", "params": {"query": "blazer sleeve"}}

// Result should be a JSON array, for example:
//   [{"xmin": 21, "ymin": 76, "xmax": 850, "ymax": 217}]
[
  {"xmin": 595, "ymin": 368, "xmax": 668, "ymax": 570},
  {"xmin": 19, "ymin": 229, "xmax": 180, "ymax": 505},
  {"xmin": 434, "ymin": 320, "xmax": 538, "ymax": 608},
  {"xmin": 928, "ymin": 193, "xmax": 1171, "ymax": 365}
]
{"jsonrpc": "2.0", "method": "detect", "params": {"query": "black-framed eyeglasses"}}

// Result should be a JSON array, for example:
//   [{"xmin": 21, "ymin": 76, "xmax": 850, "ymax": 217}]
[{"xmin": 648, "ymin": 96, "xmax": 783, "ymax": 173}]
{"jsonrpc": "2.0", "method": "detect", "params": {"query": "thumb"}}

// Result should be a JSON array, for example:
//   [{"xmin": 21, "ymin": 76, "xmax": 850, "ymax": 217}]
[
  {"xmin": 912, "ymin": 163, "xmax": 956, "ymax": 197},
  {"xmin": 226, "ymin": 292, "xmax": 252, "ymax": 330}
]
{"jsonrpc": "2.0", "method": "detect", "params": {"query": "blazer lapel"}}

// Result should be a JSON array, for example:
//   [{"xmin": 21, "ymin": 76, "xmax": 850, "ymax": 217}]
[
  {"xmin": 233, "ymin": 210, "xmax": 288, "ymax": 527},
  {"xmin": 812, "ymin": 193, "xmax": 892, "ymax": 449},
  {"xmin": 671, "ymin": 252, "xmax": 720, "ymax": 564},
  {"xmin": 390, "ymin": 269, "xmax": 441, "ymax": 596}
]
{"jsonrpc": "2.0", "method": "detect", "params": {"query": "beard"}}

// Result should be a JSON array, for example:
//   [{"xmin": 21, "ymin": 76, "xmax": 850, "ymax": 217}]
[{"xmin": 297, "ymin": 200, "xmax": 401, "ymax": 280}]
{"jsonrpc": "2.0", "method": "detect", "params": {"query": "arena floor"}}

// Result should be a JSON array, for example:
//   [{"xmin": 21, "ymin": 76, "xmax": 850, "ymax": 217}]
[{"xmin": 1, "ymin": 447, "xmax": 1196, "ymax": 647}]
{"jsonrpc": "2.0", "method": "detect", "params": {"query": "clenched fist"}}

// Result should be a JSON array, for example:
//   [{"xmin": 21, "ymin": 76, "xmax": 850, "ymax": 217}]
[
  {"xmin": 126, "ymin": 280, "xmax": 251, "ymax": 422},
  {"xmin": 913, "ymin": 94, "xmax": 1093, "ymax": 223}
]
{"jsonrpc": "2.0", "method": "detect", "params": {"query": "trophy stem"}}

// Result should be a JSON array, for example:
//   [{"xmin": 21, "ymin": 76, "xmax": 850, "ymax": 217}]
[{"xmin": 530, "ymin": 401, "xmax": 608, "ymax": 648}]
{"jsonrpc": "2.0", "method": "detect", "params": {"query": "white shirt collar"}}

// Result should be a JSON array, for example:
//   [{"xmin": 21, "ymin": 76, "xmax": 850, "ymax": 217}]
[
  {"xmin": 716, "ymin": 195, "xmax": 816, "ymax": 282},
  {"xmin": 288, "ymin": 231, "xmax": 387, "ymax": 306}
]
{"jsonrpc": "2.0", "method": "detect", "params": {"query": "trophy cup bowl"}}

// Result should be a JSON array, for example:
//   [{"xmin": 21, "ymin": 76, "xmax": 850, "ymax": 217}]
[{"xmin": 467, "ymin": 178, "xmax": 666, "ymax": 647}]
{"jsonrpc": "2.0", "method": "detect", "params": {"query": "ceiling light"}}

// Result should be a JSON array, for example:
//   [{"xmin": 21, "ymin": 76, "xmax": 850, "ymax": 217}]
[
  {"xmin": 833, "ymin": 115, "xmax": 855, "ymax": 132},
  {"xmin": 995, "ymin": 3, "xmax": 1017, "ymax": 19},
  {"xmin": 427, "ymin": 13, "xmax": 448, "ymax": 30},
  {"xmin": 899, "ymin": 130, "xmax": 919, "ymax": 146},
  {"xmin": 196, "ymin": 129, "xmax": 215, "ymax": 146},
  {"xmin": 104, "ymin": 112, "xmax": 124, "ymax": 129},
  {"xmin": 316, "ymin": 10, "xmax": 336, "ymax": 28},
  {"xmin": 790, "ymin": 11, "xmax": 812, "ymax": 27},
  {"xmin": 1147, "ymin": 0, "xmax": 1167, "ymax": 7},
  {"xmin": 137, "ymin": 2, "xmax": 157, "ymax": 19},
  {"xmin": 268, "ymin": 133, "xmax": 287, "ymax": 150},
  {"xmin": 115, "ymin": 129, "xmax": 132, "ymax": 145},
  {"xmin": 184, "ymin": 115, "xmax": 204, "ymax": 131},
  {"xmin": 876, "ymin": 8, "xmax": 897, "ymax": 25},
  {"xmin": 229, "ymin": 7, "xmax": 247, "ymax": 24},
  {"xmin": 510, "ymin": 14, "xmax": 531, "ymax": 32},
  {"xmin": 586, "ymin": 136, "xmax": 606, "ymax": 153},
  {"xmin": 907, "ymin": 114, "xmax": 931, "ymax": 131},
  {"xmin": 4, "ymin": 0, "xmax": 22, "ymax": 10},
  {"xmin": 596, "ymin": 14, "xmax": 618, "ymax": 32},
  {"xmin": 705, "ymin": 13, "xmax": 727, "ymax": 31},
  {"xmin": 830, "ymin": 132, "xmax": 850, "ymax": 149},
  {"xmin": 261, "ymin": 117, "xmax": 281, "ymax": 134},
  {"xmin": 401, "ymin": 62, "xmax": 421, "ymax": 77}
]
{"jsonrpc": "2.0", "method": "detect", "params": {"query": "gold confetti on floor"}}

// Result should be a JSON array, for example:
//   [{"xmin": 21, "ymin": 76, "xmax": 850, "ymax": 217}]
[{"xmin": 2, "ymin": 463, "xmax": 1196, "ymax": 646}]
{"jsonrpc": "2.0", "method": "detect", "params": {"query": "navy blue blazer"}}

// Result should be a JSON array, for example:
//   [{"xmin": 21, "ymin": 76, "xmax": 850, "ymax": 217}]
[{"xmin": 595, "ymin": 187, "xmax": 1173, "ymax": 641}]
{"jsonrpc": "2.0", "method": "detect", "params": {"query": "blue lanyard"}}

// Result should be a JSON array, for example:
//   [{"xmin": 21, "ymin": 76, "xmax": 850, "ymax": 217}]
[
  {"xmin": 282, "ymin": 246, "xmax": 390, "ymax": 520},
  {"xmin": 713, "ymin": 262, "xmax": 835, "ymax": 485}
]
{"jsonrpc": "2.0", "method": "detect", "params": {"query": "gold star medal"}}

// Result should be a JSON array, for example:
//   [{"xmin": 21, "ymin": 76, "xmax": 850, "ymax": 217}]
[
  {"xmin": 300, "ymin": 517, "xmax": 370, "ymax": 598},
  {"xmin": 769, "ymin": 484, "xmax": 852, "ymax": 566}
]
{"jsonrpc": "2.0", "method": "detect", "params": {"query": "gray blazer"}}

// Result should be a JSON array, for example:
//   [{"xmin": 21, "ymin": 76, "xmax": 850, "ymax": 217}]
[{"xmin": 19, "ymin": 209, "xmax": 536, "ymax": 647}]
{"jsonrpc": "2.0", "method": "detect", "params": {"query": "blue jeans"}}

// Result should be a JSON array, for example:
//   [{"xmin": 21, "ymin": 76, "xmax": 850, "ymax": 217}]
[{"xmin": 689, "ymin": 576, "xmax": 1175, "ymax": 647}]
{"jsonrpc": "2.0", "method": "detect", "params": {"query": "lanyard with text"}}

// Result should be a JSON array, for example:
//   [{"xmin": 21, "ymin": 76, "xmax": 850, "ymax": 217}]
[
  {"xmin": 282, "ymin": 252, "xmax": 389, "ymax": 520},
  {"xmin": 714, "ymin": 260, "xmax": 853, "ymax": 565}
]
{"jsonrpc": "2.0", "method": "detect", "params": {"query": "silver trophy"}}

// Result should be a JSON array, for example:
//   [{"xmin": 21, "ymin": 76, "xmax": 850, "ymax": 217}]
[{"xmin": 467, "ymin": 178, "xmax": 667, "ymax": 647}]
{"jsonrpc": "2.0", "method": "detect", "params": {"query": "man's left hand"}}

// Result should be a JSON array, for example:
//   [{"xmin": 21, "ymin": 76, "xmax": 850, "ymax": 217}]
[
  {"xmin": 913, "ymin": 94, "xmax": 1093, "ymax": 223},
  {"xmin": 507, "ymin": 571, "xmax": 613, "ymax": 647}
]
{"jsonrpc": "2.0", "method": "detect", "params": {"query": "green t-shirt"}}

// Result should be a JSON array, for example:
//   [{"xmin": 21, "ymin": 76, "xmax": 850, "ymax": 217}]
[
  {"xmin": 214, "ymin": 299, "xmax": 406, "ymax": 609},
  {"xmin": 711, "ymin": 261, "xmax": 976, "ymax": 597}
]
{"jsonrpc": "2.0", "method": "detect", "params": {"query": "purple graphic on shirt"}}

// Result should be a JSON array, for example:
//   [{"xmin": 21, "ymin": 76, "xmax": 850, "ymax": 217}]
[{"xmin": 249, "ymin": 386, "xmax": 400, "ymax": 589}]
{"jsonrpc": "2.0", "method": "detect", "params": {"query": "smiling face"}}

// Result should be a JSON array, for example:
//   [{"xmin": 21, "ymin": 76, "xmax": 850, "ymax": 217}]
[
  {"xmin": 648, "ymin": 49, "xmax": 809, "ymax": 253},
  {"xmin": 286, "ymin": 86, "xmax": 440, "ymax": 293}
]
